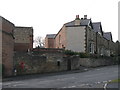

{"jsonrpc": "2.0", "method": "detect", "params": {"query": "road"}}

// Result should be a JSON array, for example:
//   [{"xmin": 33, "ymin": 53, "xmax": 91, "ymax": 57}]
[{"xmin": 2, "ymin": 65, "xmax": 118, "ymax": 88}]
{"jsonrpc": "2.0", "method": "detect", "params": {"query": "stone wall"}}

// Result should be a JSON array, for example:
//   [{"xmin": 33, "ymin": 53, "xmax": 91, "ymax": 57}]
[
  {"xmin": 68, "ymin": 55, "xmax": 80, "ymax": 70},
  {"xmin": 79, "ymin": 57, "xmax": 118, "ymax": 67},
  {"xmin": 13, "ymin": 52, "xmax": 66, "ymax": 75},
  {"xmin": 13, "ymin": 51, "xmax": 81, "ymax": 75},
  {"xmin": 13, "ymin": 48, "xmax": 118, "ymax": 76},
  {"xmin": 14, "ymin": 27, "xmax": 33, "ymax": 51}
]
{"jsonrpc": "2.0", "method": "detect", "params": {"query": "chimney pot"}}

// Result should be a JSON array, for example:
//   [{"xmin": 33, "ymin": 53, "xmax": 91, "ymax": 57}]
[
  {"xmin": 84, "ymin": 15, "xmax": 87, "ymax": 19},
  {"xmin": 76, "ymin": 15, "xmax": 79, "ymax": 19}
]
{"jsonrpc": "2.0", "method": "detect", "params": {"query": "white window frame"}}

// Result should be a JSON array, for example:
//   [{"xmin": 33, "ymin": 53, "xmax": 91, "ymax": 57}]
[{"xmin": 89, "ymin": 42, "xmax": 94, "ymax": 54}]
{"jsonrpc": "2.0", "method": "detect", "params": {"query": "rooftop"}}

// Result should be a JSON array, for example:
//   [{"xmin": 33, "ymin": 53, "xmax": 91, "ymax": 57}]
[{"xmin": 46, "ymin": 34, "xmax": 56, "ymax": 38}]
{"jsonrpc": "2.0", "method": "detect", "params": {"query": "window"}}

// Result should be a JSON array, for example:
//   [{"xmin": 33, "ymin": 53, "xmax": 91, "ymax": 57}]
[
  {"xmin": 89, "ymin": 42, "xmax": 94, "ymax": 54},
  {"xmin": 59, "ymin": 35, "xmax": 61, "ymax": 45},
  {"xmin": 100, "ymin": 47, "xmax": 104, "ymax": 56}
]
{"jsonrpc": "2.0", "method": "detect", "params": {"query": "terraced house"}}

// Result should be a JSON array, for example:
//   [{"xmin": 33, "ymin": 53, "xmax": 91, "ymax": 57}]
[{"xmin": 45, "ymin": 15, "xmax": 118, "ymax": 56}]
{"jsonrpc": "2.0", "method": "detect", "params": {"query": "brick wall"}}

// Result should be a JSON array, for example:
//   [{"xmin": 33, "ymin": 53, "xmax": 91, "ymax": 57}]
[
  {"xmin": 55, "ymin": 25, "xmax": 67, "ymax": 48},
  {"xmin": 0, "ymin": 16, "xmax": 14, "ymax": 77},
  {"xmin": 45, "ymin": 38, "xmax": 55, "ymax": 48}
]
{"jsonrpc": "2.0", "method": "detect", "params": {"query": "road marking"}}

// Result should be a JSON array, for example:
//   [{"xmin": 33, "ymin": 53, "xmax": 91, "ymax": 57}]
[
  {"xmin": 79, "ymin": 84, "xmax": 85, "ymax": 87},
  {"xmin": 97, "ymin": 82, "xmax": 101, "ymax": 84},
  {"xmin": 68, "ymin": 85, "xmax": 76, "ymax": 88},
  {"xmin": 84, "ymin": 69, "xmax": 88, "ymax": 71},
  {"xmin": 96, "ymin": 69, "xmax": 100, "ymax": 70},
  {"xmin": 71, "ymin": 86, "xmax": 76, "ymax": 87},
  {"xmin": 95, "ymin": 82, "xmax": 101, "ymax": 84},
  {"xmin": 103, "ymin": 81, "xmax": 107, "ymax": 83},
  {"xmin": 104, "ymin": 83, "xmax": 107, "ymax": 90},
  {"xmin": 62, "ymin": 87, "xmax": 67, "ymax": 88}
]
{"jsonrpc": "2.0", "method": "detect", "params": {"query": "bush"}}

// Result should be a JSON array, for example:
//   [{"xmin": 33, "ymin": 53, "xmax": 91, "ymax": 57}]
[
  {"xmin": 64, "ymin": 50, "xmax": 76, "ymax": 56},
  {"xmin": 79, "ymin": 53, "xmax": 89, "ymax": 58},
  {"xmin": 64, "ymin": 50, "xmax": 89, "ymax": 58}
]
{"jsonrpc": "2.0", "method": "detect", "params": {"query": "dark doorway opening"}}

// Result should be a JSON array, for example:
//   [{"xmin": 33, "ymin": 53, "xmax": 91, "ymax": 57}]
[{"xmin": 67, "ymin": 59, "xmax": 71, "ymax": 70}]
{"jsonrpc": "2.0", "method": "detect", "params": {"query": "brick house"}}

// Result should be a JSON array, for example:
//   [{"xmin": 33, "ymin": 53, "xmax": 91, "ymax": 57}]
[
  {"xmin": 45, "ymin": 15, "xmax": 118, "ymax": 56},
  {"xmin": 14, "ymin": 27, "xmax": 33, "ymax": 51},
  {"xmin": 0, "ymin": 16, "xmax": 15, "ymax": 76},
  {"xmin": 45, "ymin": 34, "xmax": 56, "ymax": 48}
]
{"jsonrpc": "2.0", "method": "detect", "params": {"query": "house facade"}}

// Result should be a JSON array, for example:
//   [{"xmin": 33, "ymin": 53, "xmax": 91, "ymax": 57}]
[
  {"xmin": 14, "ymin": 27, "xmax": 33, "ymax": 51},
  {"xmin": 45, "ymin": 15, "xmax": 118, "ymax": 56},
  {"xmin": 45, "ymin": 34, "xmax": 56, "ymax": 48}
]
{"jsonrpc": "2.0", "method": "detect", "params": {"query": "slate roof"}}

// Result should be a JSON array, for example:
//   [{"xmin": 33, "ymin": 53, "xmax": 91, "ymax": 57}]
[
  {"xmin": 65, "ymin": 19, "xmax": 91, "ymax": 27},
  {"xmin": 55, "ymin": 16, "xmax": 113, "ymax": 41},
  {"xmin": 103, "ymin": 32, "xmax": 112, "ymax": 41},
  {"xmin": 92, "ymin": 22, "xmax": 102, "ymax": 32},
  {"xmin": 46, "ymin": 34, "xmax": 56, "ymax": 38}
]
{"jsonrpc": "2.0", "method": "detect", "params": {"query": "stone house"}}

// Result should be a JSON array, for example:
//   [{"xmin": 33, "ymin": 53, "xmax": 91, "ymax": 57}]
[
  {"xmin": 45, "ymin": 15, "xmax": 118, "ymax": 56},
  {"xmin": 14, "ymin": 27, "xmax": 33, "ymax": 51},
  {"xmin": 0, "ymin": 16, "xmax": 15, "ymax": 76}
]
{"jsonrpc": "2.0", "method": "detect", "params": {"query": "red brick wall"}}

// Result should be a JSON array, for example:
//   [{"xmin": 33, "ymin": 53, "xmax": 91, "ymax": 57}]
[
  {"xmin": 48, "ymin": 38, "xmax": 55, "ymax": 48},
  {"xmin": 55, "ymin": 25, "xmax": 67, "ymax": 48},
  {"xmin": 14, "ymin": 43, "xmax": 30, "ymax": 52}
]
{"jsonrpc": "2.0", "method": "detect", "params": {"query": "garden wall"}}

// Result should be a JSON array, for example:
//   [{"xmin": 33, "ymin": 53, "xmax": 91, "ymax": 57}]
[
  {"xmin": 13, "ymin": 51, "xmax": 80, "ymax": 75},
  {"xmin": 79, "ymin": 57, "xmax": 118, "ymax": 67}
]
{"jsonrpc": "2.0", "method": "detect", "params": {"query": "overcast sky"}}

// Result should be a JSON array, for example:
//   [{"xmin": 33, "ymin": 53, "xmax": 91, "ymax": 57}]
[{"xmin": 0, "ymin": 0, "xmax": 119, "ymax": 42}]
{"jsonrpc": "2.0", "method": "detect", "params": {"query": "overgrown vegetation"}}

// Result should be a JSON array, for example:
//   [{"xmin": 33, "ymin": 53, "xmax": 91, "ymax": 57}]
[
  {"xmin": 64, "ymin": 50, "xmax": 120, "ymax": 60},
  {"xmin": 64, "ymin": 50, "xmax": 89, "ymax": 58},
  {"xmin": 110, "ymin": 78, "xmax": 120, "ymax": 83}
]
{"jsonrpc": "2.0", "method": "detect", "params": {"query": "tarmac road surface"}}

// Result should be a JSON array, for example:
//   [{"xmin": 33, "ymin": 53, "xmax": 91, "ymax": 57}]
[{"xmin": 2, "ymin": 65, "xmax": 118, "ymax": 89}]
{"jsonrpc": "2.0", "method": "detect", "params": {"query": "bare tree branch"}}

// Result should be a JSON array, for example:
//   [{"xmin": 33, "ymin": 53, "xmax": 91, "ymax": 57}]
[{"xmin": 34, "ymin": 36, "xmax": 45, "ymax": 48}]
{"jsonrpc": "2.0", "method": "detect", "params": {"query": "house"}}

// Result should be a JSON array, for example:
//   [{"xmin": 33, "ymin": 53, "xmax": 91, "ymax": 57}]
[
  {"xmin": 45, "ymin": 34, "xmax": 56, "ymax": 48},
  {"xmin": 14, "ymin": 27, "xmax": 33, "ymax": 51},
  {"xmin": 0, "ymin": 16, "xmax": 15, "ymax": 76},
  {"xmin": 45, "ymin": 15, "xmax": 118, "ymax": 56}
]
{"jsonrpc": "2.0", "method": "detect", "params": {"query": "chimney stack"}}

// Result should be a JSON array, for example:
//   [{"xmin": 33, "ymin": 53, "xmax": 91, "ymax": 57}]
[
  {"xmin": 76, "ymin": 15, "xmax": 80, "ymax": 20},
  {"xmin": 75, "ymin": 15, "xmax": 80, "ymax": 25},
  {"xmin": 84, "ymin": 15, "xmax": 87, "ymax": 19}
]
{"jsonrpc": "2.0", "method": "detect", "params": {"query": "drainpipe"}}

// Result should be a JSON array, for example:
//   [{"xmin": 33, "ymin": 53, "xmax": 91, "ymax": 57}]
[{"xmin": 96, "ymin": 32, "xmax": 98, "ymax": 54}]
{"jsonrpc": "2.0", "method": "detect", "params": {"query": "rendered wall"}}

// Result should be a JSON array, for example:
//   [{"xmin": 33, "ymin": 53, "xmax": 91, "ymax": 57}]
[{"xmin": 66, "ymin": 26, "xmax": 86, "ymax": 52}]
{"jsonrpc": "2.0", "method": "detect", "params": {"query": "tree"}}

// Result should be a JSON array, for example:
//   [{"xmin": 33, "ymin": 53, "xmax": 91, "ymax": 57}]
[{"xmin": 34, "ymin": 36, "xmax": 45, "ymax": 48}]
